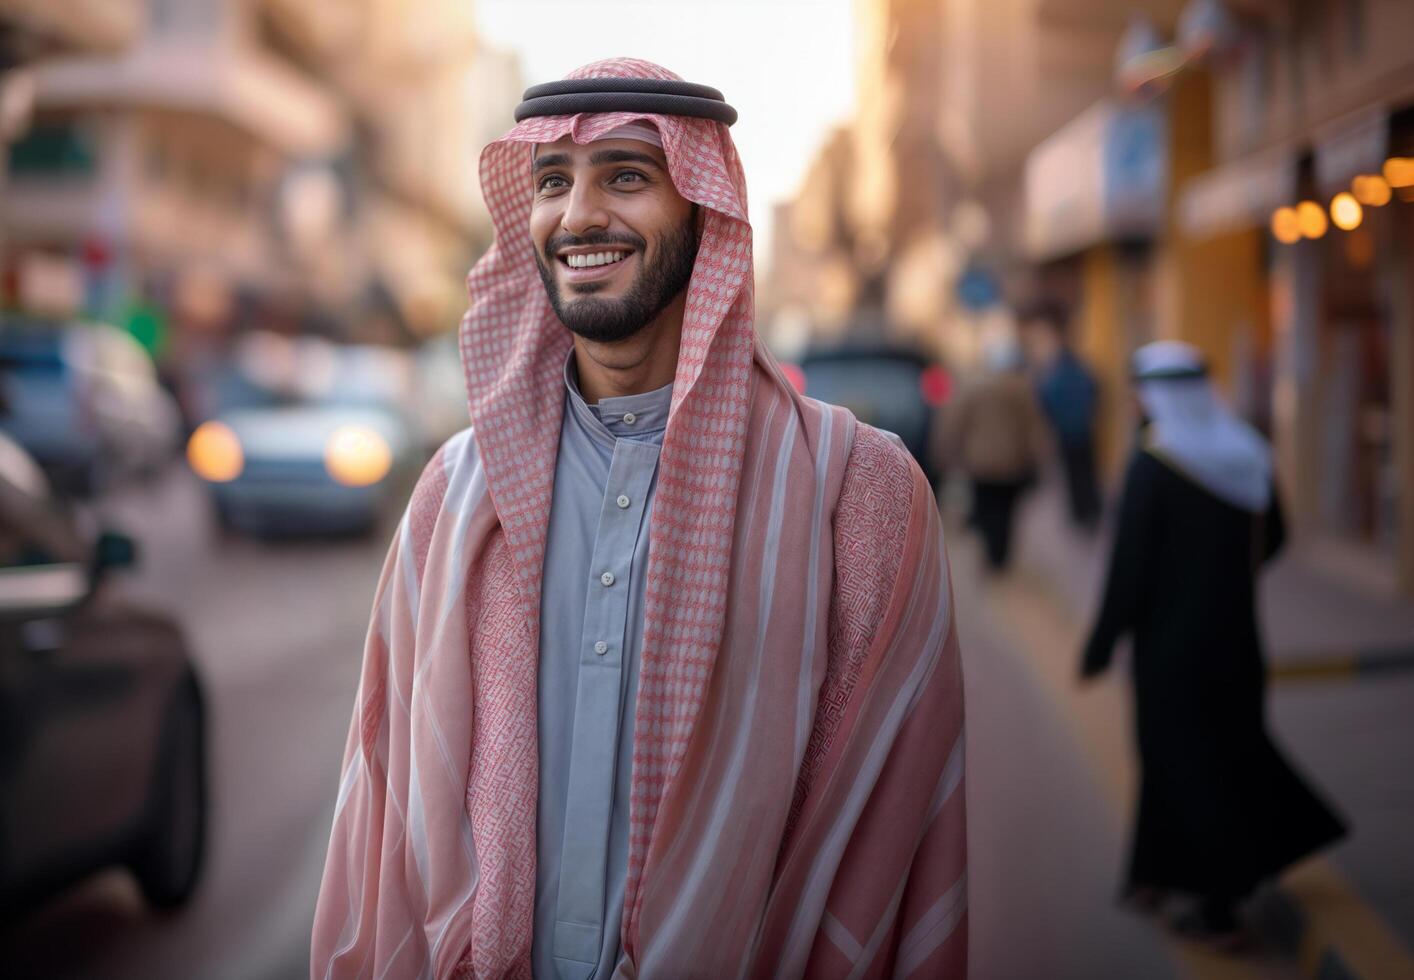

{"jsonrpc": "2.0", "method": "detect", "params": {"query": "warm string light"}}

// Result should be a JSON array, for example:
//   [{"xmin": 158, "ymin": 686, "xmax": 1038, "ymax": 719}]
[
  {"xmin": 1330, "ymin": 192, "xmax": 1363, "ymax": 231},
  {"xmin": 1267, "ymin": 157, "xmax": 1412, "ymax": 244},
  {"xmin": 1383, "ymin": 157, "xmax": 1414, "ymax": 189},
  {"xmin": 1352, "ymin": 173, "xmax": 1392, "ymax": 207},
  {"xmin": 1296, "ymin": 200, "xmax": 1328, "ymax": 239},
  {"xmin": 1270, "ymin": 206, "xmax": 1301, "ymax": 244}
]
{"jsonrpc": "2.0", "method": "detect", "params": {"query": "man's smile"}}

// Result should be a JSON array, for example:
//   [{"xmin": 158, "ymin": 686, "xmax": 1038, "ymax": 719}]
[{"xmin": 557, "ymin": 246, "xmax": 638, "ymax": 284}]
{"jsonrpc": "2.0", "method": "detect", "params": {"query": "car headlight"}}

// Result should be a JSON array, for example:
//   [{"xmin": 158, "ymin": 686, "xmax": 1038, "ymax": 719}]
[
  {"xmin": 187, "ymin": 421, "xmax": 244, "ymax": 482},
  {"xmin": 324, "ymin": 425, "xmax": 392, "ymax": 487}
]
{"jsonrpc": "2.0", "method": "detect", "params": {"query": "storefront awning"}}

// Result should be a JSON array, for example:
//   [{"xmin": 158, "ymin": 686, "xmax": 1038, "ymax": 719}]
[
  {"xmin": 0, "ymin": 0, "xmax": 141, "ymax": 57},
  {"xmin": 1024, "ymin": 98, "xmax": 1169, "ymax": 260},
  {"xmin": 1314, "ymin": 106, "xmax": 1388, "ymax": 198},
  {"xmin": 1177, "ymin": 148, "xmax": 1297, "ymax": 239}
]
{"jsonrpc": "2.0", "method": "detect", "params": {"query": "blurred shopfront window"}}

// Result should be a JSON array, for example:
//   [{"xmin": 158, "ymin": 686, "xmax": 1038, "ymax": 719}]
[
  {"xmin": 6, "ymin": 117, "xmax": 97, "ymax": 179},
  {"xmin": 149, "ymin": 0, "xmax": 221, "ymax": 37},
  {"xmin": 1317, "ymin": 239, "xmax": 1396, "ymax": 557}
]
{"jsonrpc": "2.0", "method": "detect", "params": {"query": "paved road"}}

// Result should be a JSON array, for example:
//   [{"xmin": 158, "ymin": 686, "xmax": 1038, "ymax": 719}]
[
  {"xmin": 952, "ymin": 518, "xmax": 1322, "ymax": 980},
  {"xmin": 952, "ymin": 531, "xmax": 1180, "ymax": 980},
  {"xmin": 4, "ymin": 466, "xmax": 1405, "ymax": 980},
  {"xmin": 1269, "ymin": 672, "xmax": 1414, "ymax": 965},
  {"xmin": 1, "ymin": 464, "xmax": 390, "ymax": 979}
]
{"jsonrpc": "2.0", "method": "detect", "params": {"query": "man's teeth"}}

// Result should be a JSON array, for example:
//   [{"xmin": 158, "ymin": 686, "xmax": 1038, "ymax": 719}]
[{"xmin": 565, "ymin": 251, "xmax": 629, "ymax": 269}]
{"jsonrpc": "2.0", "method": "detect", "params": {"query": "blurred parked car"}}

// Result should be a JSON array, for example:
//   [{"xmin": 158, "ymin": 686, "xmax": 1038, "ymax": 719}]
[
  {"xmin": 411, "ymin": 331, "xmax": 471, "ymax": 452},
  {"xmin": 0, "ymin": 317, "xmax": 181, "ymax": 496},
  {"xmin": 0, "ymin": 432, "xmax": 206, "ymax": 919},
  {"xmin": 186, "ymin": 333, "xmax": 422, "ymax": 537},
  {"xmin": 789, "ymin": 342, "xmax": 951, "ymax": 487}
]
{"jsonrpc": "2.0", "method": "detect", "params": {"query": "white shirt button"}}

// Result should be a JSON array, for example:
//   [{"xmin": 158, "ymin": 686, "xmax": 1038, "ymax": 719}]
[
  {"xmin": 622, "ymin": 412, "xmax": 637, "ymax": 425},
  {"xmin": 593, "ymin": 640, "xmax": 608, "ymax": 655},
  {"xmin": 616, "ymin": 494, "xmax": 631, "ymax": 509},
  {"xmin": 600, "ymin": 571, "xmax": 615, "ymax": 587}
]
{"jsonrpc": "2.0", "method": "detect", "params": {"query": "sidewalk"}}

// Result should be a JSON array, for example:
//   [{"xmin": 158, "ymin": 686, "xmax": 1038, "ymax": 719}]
[
  {"xmin": 961, "ymin": 476, "xmax": 1414, "ymax": 979},
  {"xmin": 954, "ymin": 522, "xmax": 1303, "ymax": 980}
]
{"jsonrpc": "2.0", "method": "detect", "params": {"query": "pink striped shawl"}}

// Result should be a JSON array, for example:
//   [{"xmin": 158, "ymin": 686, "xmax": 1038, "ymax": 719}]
[{"xmin": 312, "ymin": 58, "xmax": 966, "ymax": 979}]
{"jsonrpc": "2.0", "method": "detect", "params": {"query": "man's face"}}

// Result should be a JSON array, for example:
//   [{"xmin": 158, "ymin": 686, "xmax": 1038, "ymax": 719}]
[{"xmin": 529, "ymin": 136, "xmax": 698, "ymax": 343}]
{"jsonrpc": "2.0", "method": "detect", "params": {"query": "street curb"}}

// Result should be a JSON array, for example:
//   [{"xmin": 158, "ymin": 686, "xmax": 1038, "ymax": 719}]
[
  {"xmin": 1249, "ymin": 864, "xmax": 1414, "ymax": 980},
  {"xmin": 987, "ymin": 546, "xmax": 1414, "ymax": 979},
  {"xmin": 1251, "ymin": 886, "xmax": 1361, "ymax": 980},
  {"xmin": 1271, "ymin": 647, "xmax": 1414, "ymax": 683}
]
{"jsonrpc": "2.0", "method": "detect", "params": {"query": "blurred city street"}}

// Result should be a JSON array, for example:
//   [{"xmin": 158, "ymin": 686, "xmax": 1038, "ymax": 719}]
[
  {"xmin": 0, "ymin": 462, "xmax": 384, "ymax": 978},
  {"xmin": 3, "ymin": 0, "xmax": 1414, "ymax": 977}
]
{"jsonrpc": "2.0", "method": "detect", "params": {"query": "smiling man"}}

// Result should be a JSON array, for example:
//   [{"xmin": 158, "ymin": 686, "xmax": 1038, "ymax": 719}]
[{"xmin": 313, "ymin": 59, "xmax": 967, "ymax": 980}]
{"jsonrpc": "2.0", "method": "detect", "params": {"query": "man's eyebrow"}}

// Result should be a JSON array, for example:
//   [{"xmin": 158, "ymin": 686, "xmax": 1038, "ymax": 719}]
[
  {"xmin": 532, "ymin": 152, "xmax": 571, "ymax": 173},
  {"xmin": 588, "ymin": 147, "xmax": 666, "ymax": 171}
]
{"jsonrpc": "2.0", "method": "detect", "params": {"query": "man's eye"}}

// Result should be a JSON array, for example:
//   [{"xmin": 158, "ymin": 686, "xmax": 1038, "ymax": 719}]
[
  {"xmin": 538, "ymin": 174, "xmax": 568, "ymax": 191},
  {"xmin": 611, "ymin": 170, "xmax": 646, "ymax": 185}
]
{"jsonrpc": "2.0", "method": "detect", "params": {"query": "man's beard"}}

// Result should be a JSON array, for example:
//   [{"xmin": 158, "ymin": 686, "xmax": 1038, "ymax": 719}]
[{"xmin": 535, "ymin": 215, "xmax": 699, "ymax": 343}]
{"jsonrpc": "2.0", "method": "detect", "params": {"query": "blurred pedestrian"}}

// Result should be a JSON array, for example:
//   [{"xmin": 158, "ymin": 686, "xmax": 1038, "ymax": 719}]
[
  {"xmin": 946, "ymin": 334, "xmax": 1047, "ymax": 571},
  {"xmin": 312, "ymin": 59, "xmax": 967, "ymax": 980},
  {"xmin": 1080, "ymin": 341, "xmax": 1346, "ymax": 948},
  {"xmin": 1022, "ymin": 299, "xmax": 1101, "ymax": 529}
]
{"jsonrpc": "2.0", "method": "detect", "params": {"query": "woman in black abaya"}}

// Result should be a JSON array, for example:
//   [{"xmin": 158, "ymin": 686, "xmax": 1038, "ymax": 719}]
[{"xmin": 1081, "ymin": 341, "xmax": 1345, "ymax": 946}]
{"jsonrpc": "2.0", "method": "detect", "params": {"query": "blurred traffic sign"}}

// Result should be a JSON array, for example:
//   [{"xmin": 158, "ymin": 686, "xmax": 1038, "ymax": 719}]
[{"xmin": 956, "ymin": 264, "xmax": 1000, "ymax": 311}]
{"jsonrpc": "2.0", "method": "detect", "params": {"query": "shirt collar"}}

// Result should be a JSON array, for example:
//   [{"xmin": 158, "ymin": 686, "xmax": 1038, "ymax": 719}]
[{"xmin": 563, "ymin": 352, "xmax": 673, "ymax": 448}]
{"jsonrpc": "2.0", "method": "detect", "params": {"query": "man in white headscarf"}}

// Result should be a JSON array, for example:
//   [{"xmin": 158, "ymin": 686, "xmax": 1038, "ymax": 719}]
[{"xmin": 1080, "ymin": 341, "xmax": 1345, "ymax": 947}]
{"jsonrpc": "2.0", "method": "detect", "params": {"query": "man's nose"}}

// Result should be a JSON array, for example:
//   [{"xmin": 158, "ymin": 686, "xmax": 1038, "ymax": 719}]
[{"xmin": 561, "ymin": 181, "xmax": 610, "ymax": 237}]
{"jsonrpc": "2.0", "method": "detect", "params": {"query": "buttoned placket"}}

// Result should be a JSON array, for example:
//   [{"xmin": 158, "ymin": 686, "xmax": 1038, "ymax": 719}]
[{"xmin": 552, "ymin": 435, "xmax": 661, "ymax": 976}]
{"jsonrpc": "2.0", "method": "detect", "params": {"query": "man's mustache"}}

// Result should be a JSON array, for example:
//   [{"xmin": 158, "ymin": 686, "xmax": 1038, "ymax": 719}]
[{"xmin": 543, "ymin": 231, "xmax": 646, "ymax": 262}]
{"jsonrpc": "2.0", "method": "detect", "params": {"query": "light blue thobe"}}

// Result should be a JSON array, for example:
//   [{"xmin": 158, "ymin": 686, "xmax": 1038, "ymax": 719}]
[{"xmin": 532, "ymin": 355, "xmax": 671, "ymax": 980}]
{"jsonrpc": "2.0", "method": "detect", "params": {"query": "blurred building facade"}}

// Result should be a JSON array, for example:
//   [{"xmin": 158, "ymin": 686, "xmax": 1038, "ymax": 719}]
[
  {"xmin": 255, "ymin": 0, "xmax": 521, "ymax": 339},
  {"xmin": 771, "ymin": 0, "xmax": 1414, "ymax": 594},
  {"xmin": 1187, "ymin": 0, "xmax": 1414, "ymax": 594},
  {"xmin": 0, "ymin": 0, "xmax": 519, "ymax": 353},
  {"xmin": 765, "ymin": 0, "xmax": 1187, "ymax": 357},
  {"xmin": 0, "ymin": 0, "xmax": 144, "ymax": 265}
]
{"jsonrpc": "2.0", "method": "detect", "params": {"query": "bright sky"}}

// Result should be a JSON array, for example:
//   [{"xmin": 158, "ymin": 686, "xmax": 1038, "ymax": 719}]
[{"xmin": 476, "ymin": 0, "xmax": 857, "ymax": 257}]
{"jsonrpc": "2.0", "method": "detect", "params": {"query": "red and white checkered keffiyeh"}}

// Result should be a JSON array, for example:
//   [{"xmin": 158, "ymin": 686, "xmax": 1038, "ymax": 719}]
[{"xmin": 313, "ymin": 58, "xmax": 966, "ymax": 979}]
